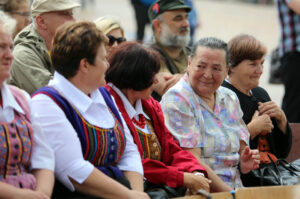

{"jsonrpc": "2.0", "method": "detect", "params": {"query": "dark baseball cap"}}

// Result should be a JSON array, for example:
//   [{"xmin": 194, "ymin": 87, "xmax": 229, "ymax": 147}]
[{"xmin": 148, "ymin": 0, "xmax": 191, "ymax": 21}]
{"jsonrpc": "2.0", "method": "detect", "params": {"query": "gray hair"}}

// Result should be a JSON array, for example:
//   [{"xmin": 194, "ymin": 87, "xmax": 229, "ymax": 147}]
[
  {"xmin": 0, "ymin": 10, "xmax": 16, "ymax": 35},
  {"xmin": 191, "ymin": 37, "xmax": 229, "ymax": 66}
]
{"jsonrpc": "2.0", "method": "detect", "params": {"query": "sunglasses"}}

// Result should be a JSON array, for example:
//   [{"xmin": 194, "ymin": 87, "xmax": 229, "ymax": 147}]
[{"xmin": 107, "ymin": 35, "xmax": 126, "ymax": 46}]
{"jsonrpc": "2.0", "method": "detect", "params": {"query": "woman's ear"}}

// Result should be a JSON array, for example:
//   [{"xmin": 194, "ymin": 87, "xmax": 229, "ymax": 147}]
[{"xmin": 79, "ymin": 58, "xmax": 89, "ymax": 74}]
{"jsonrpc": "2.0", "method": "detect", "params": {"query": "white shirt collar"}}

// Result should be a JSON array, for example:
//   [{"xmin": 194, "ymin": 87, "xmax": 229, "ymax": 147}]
[
  {"xmin": 1, "ymin": 83, "xmax": 25, "ymax": 115},
  {"xmin": 49, "ymin": 72, "xmax": 107, "ymax": 114},
  {"xmin": 108, "ymin": 83, "xmax": 150, "ymax": 120}
]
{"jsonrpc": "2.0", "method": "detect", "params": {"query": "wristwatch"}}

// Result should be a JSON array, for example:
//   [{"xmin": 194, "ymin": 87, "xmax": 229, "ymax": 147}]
[{"xmin": 194, "ymin": 172, "xmax": 205, "ymax": 177}]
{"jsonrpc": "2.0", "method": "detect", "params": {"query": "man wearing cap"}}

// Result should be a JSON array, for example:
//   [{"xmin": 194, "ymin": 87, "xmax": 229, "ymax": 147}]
[
  {"xmin": 8, "ymin": 0, "xmax": 80, "ymax": 94},
  {"xmin": 148, "ymin": 0, "xmax": 191, "ymax": 101}
]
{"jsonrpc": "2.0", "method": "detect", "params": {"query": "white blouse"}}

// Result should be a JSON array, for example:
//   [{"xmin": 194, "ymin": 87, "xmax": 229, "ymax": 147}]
[
  {"xmin": 0, "ymin": 83, "xmax": 54, "ymax": 171},
  {"xmin": 31, "ymin": 72, "xmax": 143, "ymax": 191}
]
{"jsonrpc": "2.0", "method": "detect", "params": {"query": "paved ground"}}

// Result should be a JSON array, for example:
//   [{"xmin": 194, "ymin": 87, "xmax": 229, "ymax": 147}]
[{"xmin": 76, "ymin": 0, "xmax": 284, "ymax": 105}]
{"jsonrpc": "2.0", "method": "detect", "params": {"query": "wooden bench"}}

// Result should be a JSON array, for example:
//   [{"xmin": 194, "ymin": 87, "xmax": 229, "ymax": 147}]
[
  {"xmin": 174, "ymin": 185, "xmax": 300, "ymax": 199},
  {"xmin": 286, "ymin": 123, "xmax": 300, "ymax": 162}
]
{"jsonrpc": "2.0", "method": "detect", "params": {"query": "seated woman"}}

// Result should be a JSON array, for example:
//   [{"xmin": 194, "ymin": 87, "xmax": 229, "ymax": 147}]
[
  {"xmin": 0, "ymin": 11, "xmax": 54, "ymax": 199},
  {"xmin": 105, "ymin": 42, "xmax": 210, "ymax": 197},
  {"xmin": 222, "ymin": 34, "xmax": 292, "ymax": 186},
  {"xmin": 161, "ymin": 37, "xmax": 260, "ymax": 189},
  {"xmin": 95, "ymin": 16, "xmax": 126, "ymax": 55},
  {"xmin": 31, "ymin": 21, "xmax": 149, "ymax": 199},
  {"xmin": 2, "ymin": 0, "xmax": 31, "ymax": 38}
]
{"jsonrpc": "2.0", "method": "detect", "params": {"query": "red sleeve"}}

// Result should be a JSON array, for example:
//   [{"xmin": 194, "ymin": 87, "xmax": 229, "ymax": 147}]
[
  {"xmin": 141, "ymin": 98, "xmax": 207, "ymax": 187},
  {"xmin": 143, "ymin": 158, "xmax": 184, "ymax": 188}
]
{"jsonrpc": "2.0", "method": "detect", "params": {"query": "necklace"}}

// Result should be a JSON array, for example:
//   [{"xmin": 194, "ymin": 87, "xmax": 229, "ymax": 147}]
[{"xmin": 132, "ymin": 114, "xmax": 146, "ymax": 129}]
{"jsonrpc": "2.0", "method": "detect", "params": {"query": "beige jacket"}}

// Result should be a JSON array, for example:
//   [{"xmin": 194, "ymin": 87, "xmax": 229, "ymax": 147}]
[{"xmin": 8, "ymin": 24, "xmax": 54, "ymax": 94}]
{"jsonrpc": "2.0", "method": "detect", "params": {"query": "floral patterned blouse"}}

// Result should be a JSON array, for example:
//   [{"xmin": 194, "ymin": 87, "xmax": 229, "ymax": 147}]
[{"xmin": 160, "ymin": 74, "xmax": 249, "ymax": 188}]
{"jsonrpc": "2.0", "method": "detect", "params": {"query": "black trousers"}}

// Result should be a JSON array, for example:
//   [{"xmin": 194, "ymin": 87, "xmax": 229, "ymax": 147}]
[
  {"xmin": 131, "ymin": 1, "xmax": 150, "ymax": 42},
  {"xmin": 281, "ymin": 51, "xmax": 300, "ymax": 122}
]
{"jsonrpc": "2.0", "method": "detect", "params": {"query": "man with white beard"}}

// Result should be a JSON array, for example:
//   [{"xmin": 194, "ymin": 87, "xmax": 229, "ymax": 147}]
[{"xmin": 148, "ymin": 0, "xmax": 191, "ymax": 101}]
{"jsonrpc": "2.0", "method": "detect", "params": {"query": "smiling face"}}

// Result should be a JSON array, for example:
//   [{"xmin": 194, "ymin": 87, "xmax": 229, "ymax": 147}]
[
  {"xmin": 229, "ymin": 58, "xmax": 264, "ymax": 92},
  {"xmin": 0, "ymin": 26, "xmax": 14, "ymax": 85},
  {"xmin": 187, "ymin": 46, "xmax": 228, "ymax": 99}
]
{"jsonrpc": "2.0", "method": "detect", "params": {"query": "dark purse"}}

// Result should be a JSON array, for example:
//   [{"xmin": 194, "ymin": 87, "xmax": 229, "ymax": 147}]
[
  {"xmin": 144, "ymin": 181, "xmax": 186, "ymax": 199},
  {"xmin": 243, "ymin": 157, "xmax": 300, "ymax": 186}
]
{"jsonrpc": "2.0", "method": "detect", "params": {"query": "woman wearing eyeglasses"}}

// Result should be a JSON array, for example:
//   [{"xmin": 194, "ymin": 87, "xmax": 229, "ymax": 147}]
[
  {"xmin": 3, "ymin": 0, "xmax": 31, "ymax": 38},
  {"xmin": 95, "ymin": 16, "xmax": 126, "ymax": 55}
]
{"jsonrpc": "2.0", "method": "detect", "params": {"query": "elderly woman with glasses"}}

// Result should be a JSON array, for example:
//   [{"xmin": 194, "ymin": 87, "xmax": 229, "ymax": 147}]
[
  {"xmin": 222, "ymin": 34, "xmax": 292, "ymax": 186},
  {"xmin": 161, "ymin": 37, "xmax": 260, "ymax": 190},
  {"xmin": 2, "ymin": 0, "xmax": 31, "ymax": 38},
  {"xmin": 31, "ymin": 21, "xmax": 149, "ymax": 199},
  {"xmin": 95, "ymin": 16, "xmax": 126, "ymax": 55},
  {"xmin": 0, "ymin": 11, "xmax": 54, "ymax": 199}
]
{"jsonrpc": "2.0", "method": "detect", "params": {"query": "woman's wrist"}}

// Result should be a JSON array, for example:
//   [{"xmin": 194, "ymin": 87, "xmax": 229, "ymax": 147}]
[{"xmin": 193, "ymin": 171, "xmax": 205, "ymax": 177}]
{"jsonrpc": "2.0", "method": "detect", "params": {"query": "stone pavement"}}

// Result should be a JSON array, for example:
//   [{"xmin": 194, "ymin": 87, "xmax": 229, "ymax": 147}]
[{"xmin": 76, "ymin": 0, "xmax": 283, "ymax": 105}]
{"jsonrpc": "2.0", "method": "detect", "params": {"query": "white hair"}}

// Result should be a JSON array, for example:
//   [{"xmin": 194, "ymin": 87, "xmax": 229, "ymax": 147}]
[{"xmin": 0, "ymin": 10, "xmax": 17, "ymax": 35}]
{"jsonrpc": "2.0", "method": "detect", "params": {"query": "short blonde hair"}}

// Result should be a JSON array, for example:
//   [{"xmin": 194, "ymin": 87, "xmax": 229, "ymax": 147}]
[{"xmin": 94, "ymin": 16, "xmax": 124, "ymax": 37}]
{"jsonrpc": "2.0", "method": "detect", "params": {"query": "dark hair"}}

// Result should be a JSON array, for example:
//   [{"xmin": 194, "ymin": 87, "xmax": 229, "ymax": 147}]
[
  {"xmin": 191, "ymin": 37, "xmax": 229, "ymax": 66},
  {"xmin": 228, "ymin": 34, "xmax": 266, "ymax": 69},
  {"xmin": 51, "ymin": 21, "xmax": 107, "ymax": 79},
  {"xmin": 105, "ymin": 42, "xmax": 160, "ymax": 91}
]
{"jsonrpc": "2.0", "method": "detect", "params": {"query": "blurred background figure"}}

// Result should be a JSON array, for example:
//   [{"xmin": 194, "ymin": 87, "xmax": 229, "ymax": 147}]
[
  {"xmin": 2, "ymin": 0, "xmax": 31, "ymax": 38},
  {"xmin": 80, "ymin": 0, "xmax": 94, "ymax": 9},
  {"xmin": 185, "ymin": 0, "xmax": 199, "ymax": 46},
  {"xmin": 130, "ymin": 0, "xmax": 154, "ymax": 42},
  {"xmin": 275, "ymin": 0, "xmax": 300, "ymax": 122},
  {"xmin": 95, "ymin": 16, "xmax": 126, "ymax": 55},
  {"xmin": 148, "ymin": 0, "xmax": 191, "ymax": 101},
  {"xmin": 8, "ymin": 0, "xmax": 80, "ymax": 95}
]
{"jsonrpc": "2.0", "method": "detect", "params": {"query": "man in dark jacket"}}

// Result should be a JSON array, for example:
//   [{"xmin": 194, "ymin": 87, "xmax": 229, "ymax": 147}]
[{"xmin": 148, "ymin": 0, "xmax": 191, "ymax": 101}]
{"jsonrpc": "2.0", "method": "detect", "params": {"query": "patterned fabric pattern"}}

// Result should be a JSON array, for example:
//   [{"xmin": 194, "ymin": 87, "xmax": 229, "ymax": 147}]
[
  {"xmin": 80, "ymin": 113, "xmax": 125, "ymax": 166},
  {"xmin": 0, "ymin": 114, "xmax": 35, "ymax": 189},
  {"xmin": 161, "ymin": 75, "xmax": 249, "ymax": 188},
  {"xmin": 276, "ymin": 0, "xmax": 300, "ymax": 56},
  {"xmin": 136, "ymin": 120, "xmax": 162, "ymax": 161},
  {"xmin": 36, "ymin": 88, "xmax": 126, "ymax": 167}
]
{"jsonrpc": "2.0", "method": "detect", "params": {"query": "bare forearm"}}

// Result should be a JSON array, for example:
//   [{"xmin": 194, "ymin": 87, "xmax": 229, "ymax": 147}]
[
  {"xmin": 288, "ymin": 0, "xmax": 300, "ymax": 16},
  {"xmin": 33, "ymin": 169, "xmax": 54, "ymax": 197},
  {"xmin": 123, "ymin": 171, "xmax": 144, "ymax": 191},
  {"xmin": 0, "ymin": 181, "xmax": 22, "ymax": 199},
  {"xmin": 197, "ymin": 160, "xmax": 231, "ymax": 192},
  {"xmin": 71, "ymin": 168, "xmax": 132, "ymax": 199},
  {"xmin": 184, "ymin": 148, "xmax": 231, "ymax": 192}
]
